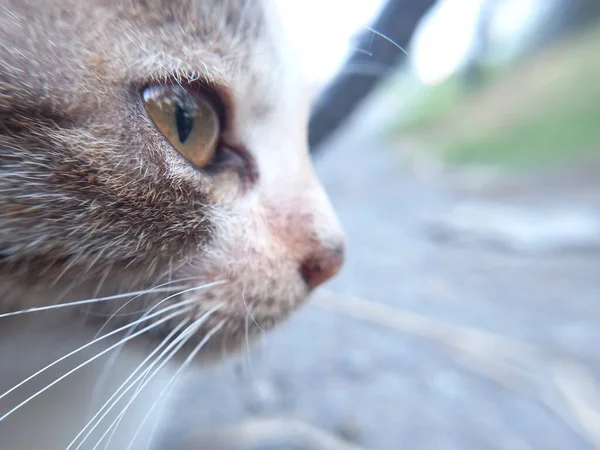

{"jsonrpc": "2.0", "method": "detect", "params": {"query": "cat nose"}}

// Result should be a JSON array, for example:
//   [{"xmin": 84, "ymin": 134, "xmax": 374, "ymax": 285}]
[{"xmin": 299, "ymin": 243, "xmax": 345, "ymax": 290}]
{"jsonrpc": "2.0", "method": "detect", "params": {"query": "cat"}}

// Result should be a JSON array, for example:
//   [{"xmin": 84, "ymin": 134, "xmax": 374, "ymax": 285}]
[{"xmin": 0, "ymin": 0, "xmax": 345, "ymax": 448}]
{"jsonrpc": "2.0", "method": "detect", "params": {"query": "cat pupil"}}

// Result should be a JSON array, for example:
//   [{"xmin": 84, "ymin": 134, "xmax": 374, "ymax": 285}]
[{"xmin": 175, "ymin": 102, "xmax": 193, "ymax": 144}]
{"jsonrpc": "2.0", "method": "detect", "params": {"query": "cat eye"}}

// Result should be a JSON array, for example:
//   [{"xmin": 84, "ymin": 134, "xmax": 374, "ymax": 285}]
[{"xmin": 143, "ymin": 84, "xmax": 220, "ymax": 168}]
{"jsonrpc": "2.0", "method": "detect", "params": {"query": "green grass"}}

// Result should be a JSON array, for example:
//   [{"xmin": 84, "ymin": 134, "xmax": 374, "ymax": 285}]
[
  {"xmin": 394, "ymin": 76, "xmax": 463, "ymax": 132},
  {"xmin": 444, "ymin": 103, "xmax": 600, "ymax": 170},
  {"xmin": 391, "ymin": 24, "xmax": 600, "ymax": 172}
]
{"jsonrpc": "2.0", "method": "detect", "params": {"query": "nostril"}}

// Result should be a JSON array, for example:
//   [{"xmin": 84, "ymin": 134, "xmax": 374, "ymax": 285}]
[{"xmin": 300, "ymin": 244, "xmax": 345, "ymax": 291}]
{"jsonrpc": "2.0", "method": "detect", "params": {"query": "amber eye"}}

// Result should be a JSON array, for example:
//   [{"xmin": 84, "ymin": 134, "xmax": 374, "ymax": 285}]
[{"xmin": 143, "ymin": 84, "xmax": 220, "ymax": 168}]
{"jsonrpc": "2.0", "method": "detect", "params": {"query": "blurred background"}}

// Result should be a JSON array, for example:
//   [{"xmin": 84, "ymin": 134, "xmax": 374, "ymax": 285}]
[{"xmin": 170, "ymin": 1, "xmax": 600, "ymax": 449}]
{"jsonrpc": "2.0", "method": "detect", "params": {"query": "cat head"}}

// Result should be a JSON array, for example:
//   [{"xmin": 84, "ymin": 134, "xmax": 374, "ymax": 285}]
[{"xmin": 0, "ymin": 0, "xmax": 345, "ymax": 352}]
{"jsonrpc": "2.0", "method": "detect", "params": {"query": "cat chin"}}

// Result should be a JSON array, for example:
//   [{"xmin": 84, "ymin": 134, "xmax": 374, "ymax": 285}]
[
  {"xmin": 67, "ymin": 269, "xmax": 309, "ymax": 360},
  {"xmin": 171, "ymin": 312, "xmax": 286, "ymax": 364},
  {"xmin": 127, "ymin": 293, "xmax": 305, "ymax": 365}
]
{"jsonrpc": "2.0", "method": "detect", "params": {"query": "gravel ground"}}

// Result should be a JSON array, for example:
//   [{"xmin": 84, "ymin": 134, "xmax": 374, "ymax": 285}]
[{"xmin": 164, "ymin": 107, "xmax": 600, "ymax": 450}]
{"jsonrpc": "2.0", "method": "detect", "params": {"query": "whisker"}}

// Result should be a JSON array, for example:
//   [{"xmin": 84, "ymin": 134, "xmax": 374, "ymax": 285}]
[
  {"xmin": 88, "ymin": 281, "xmax": 225, "ymax": 410},
  {"xmin": 143, "ymin": 389, "xmax": 171, "ymax": 450},
  {"xmin": 244, "ymin": 309, "xmax": 255, "ymax": 379},
  {"xmin": 82, "ymin": 310, "xmax": 150, "ymax": 318},
  {"xmin": 87, "ymin": 310, "xmax": 223, "ymax": 450},
  {"xmin": 0, "ymin": 286, "xmax": 182, "ymax": 319},
  {"xmin": 351, "ymin": 47, "xmax": 373, "ymax": 57},
  {"xmin": 102, "ymin": 373, "xmax": 153, "ymax": 450},
  {"xmin": 0, "ymin": 277, "xmax": 221, "ymax": 320},
  {"xmin": 93, "ymin": 346, "xmax": 191, "ymax": 450},
  {"xmin": 241, "ymin": 290, "xmax": 263, "ymax": 334},
  {"xmin": 100, "ymin": 341, "xmax": 172, "ymax": 450},
  {"xmin": 242, "ymin": 289, "xmax": 256, "ymax": 381},
  {"xmin": 365, "ymin": 26, "xmax": 409, "ymax": 55},
  {"xmin": 99, "ymin": 304, "xmax": 222, "ymax": 450},
  {"xmin": 90, "ymin": 326, "xmax": 201, "ymax": 450},
  {"xmin": 67, "ymin": 318, "xmax": 192, "ymax": 450},
  {"xmin": 0, "ymin": 295, "xmax": 202, "ymax": 404},
  {"xmin": 126, "ymin": 319, "xmax": 226, "ymax": 450},
  {"xmin": 0, "ymin": 306, "xmax": 194, "ymax": 425},
  {"xmin": 94, "ymin": 278, "xmax": 223, "ymax": 339},
  {"xmin": 87, "ymin": 333, "xmax": 194, "ymax": 450},
  {"xmin": 87, "ymin": 283, "xmax": 188, "ymax": 422}
]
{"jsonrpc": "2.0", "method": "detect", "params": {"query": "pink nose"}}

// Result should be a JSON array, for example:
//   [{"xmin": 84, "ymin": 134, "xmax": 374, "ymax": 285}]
[{"xmin": 299, "ymin": 244, "xmax": 345, "ymax": 290}]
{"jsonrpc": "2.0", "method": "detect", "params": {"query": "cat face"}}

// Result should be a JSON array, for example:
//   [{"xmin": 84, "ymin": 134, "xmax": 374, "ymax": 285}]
[{"xmin": 0, "ymin": 0, "xmax": 344, "ymax": 352}]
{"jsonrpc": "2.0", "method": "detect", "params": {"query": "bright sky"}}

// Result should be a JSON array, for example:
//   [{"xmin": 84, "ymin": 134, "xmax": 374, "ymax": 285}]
[
  {"xmin": 276, "ymin": 0, "xmax": 386, "ymax": 85},
  {"xmin": 410, "ymin": 0, "xmax": 486, "ymax": 85},
  {"xmin": 411, "ymin": 0, "xmax": 543, "ymax": 85}
]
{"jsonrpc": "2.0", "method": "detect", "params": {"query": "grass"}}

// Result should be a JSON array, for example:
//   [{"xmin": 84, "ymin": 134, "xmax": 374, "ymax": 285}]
[
  {"xmin": 390, "ymin": 24, "xmax": 600, "ymax": 172},
  {"xmin": 444, "ymin": 102, "xmax": 600, "ymax": 170},
  {"xmin": 393, "ymin": 76, "xmax": 464, "ymax": 132}
]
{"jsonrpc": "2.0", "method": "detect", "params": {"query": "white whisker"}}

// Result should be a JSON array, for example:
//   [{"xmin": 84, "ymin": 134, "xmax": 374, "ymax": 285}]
[
  {"xmin": 89, "ymin": 326, "xmax": 199, "ymax": 450},
  {"xmin": 101, "ymin": 350, "xmax": 165, "ymax": 450},
  {"xmin": 0, "ymin": 288, "xmax": 212, "ymax": 405},
  {"xmin": 351, "ymin": 47, "xmax": 373, "ymax": 57},
  {"xmin": 126, "ymin": 319, "xmax": 226, "ymax": 450},
  {"xmin": 143, "ymin": 389, "xmax": 170, "ymax": 450},
  {"xmin": 244, "ymin": 309, "xmax": 255, "ymax": 379},
  {"xmin": 87, "ymin": 309, "xmax": 223, "ymax": 450},
  {"xmin": 89, "ymin": 280, "xmax": 225, "ymax": 410},
  {"xmin": 0, "ymin": 287, "xmax": 179, "ymax": 319},
  {"xmin": 67, "ymin": 318, "xmax": 191, "ymax": 450},
  {"xmin": 93, "ymin": 277, "xmax": 220, "ymax": 339},
  {"xmin": 241, "ymin": 290, "xmax": 260, "ymax": 379},
  {"xmin": 99, "ymin": 304, "xmax": 223, "ymax": 450},
  {"xmin": 241, "ymin": 290, "xmax": 263, "ymax": 333},
  {"xmin": 365, "ymin": 26, "xmax": 409, "ymax": 55},
  {"xmin": 0, "ymin": 306, "xmax": 195, "ymax": 425}
]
